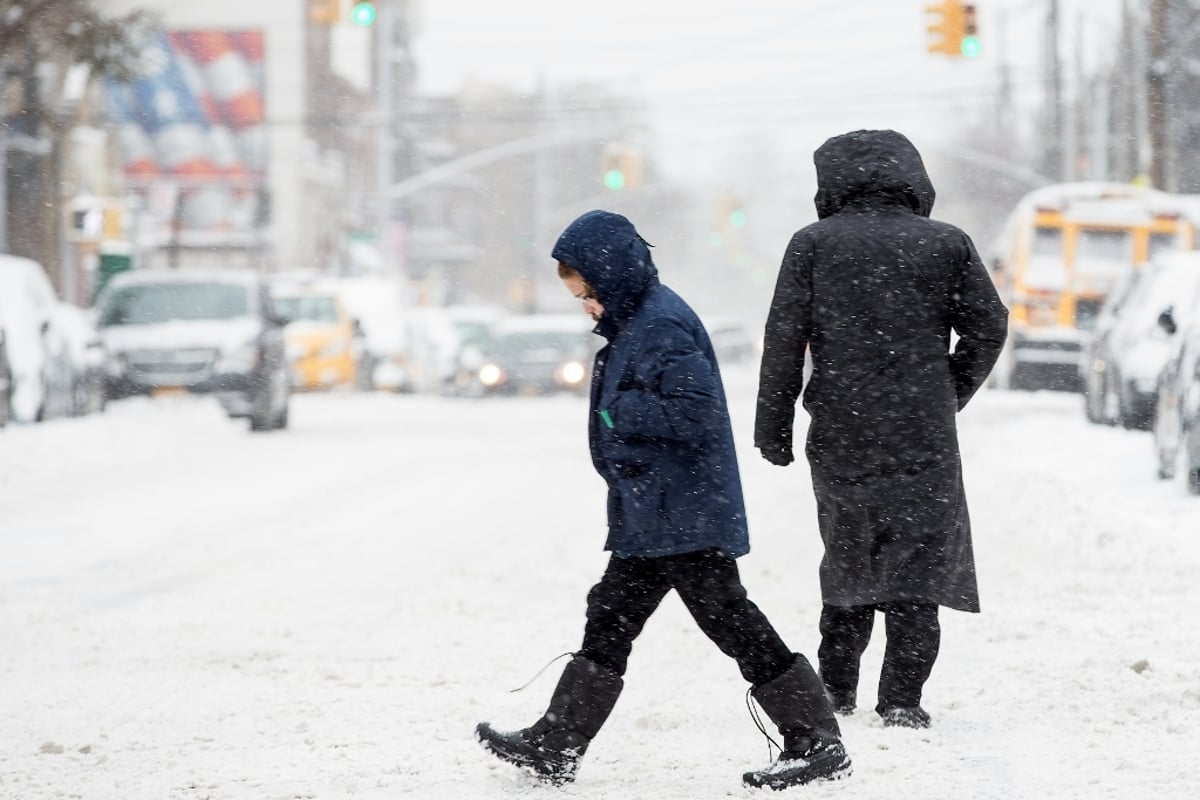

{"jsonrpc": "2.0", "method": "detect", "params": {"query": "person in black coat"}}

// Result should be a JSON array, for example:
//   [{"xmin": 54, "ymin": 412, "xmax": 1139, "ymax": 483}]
[
  {"xmin": 476, "ymin": 210, "xmax": 851, "ymax": 790},
  {"xmin": 755, "ymin": 130, "xmax": 1008, "ymax": 729}
]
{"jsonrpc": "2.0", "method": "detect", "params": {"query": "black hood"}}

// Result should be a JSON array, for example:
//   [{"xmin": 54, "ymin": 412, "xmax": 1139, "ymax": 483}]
[
  {"xmin": 813, "ymin": 129, "xmax": 936, "ymax": 220},
  {"xmin": 551, "ymin": 210, "xmax": 658, "ymax": 337}
]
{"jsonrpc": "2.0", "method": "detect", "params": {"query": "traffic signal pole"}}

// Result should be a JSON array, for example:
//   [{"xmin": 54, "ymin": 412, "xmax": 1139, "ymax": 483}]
[{"xmin": 375, "ymin": 0, "xmax": 396, "ymax": 273}]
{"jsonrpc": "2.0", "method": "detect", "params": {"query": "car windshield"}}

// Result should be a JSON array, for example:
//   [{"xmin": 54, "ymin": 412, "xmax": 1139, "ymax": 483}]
[
  {"xmin": 98, "ymin": 283, "xmax": 250, "ymax": 326},
  {"xmin": 492, "ymin": 330, "xmax": 585, "ymax": 358},
  {"xmin": 275, "ymin": 295, "xmax": 339, "ymax": 324}
]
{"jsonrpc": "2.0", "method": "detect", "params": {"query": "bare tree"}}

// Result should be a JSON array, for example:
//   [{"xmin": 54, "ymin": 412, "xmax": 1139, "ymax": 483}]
[{"xmin": 1, "ymin": 0, "xmax": 157, "ymax": 288}]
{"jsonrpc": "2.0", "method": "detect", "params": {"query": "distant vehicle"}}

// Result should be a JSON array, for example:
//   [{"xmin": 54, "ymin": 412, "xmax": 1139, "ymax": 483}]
[
  {"xmin": 1151, "ymin": 253, "xmax": 1200, "ymax": 490},
  {"xmin": 94, "ymin": 269, "xmax": 290, "ymax": 432},
  {"xmin": 444, "ymin": 304, "xmax": 507, "ymax": 394},
  {"xmin": 271, "ymin": 284, "xmax": 359, "ymax": 391},
  {"xmin": 0, "ymin": 254, "xmax": 76, "ymax": 423},
  {"xmin": 1083, "ymin": 252, "xmax": 1200, "ymax": 430},
  {"xmin": 315, "ymin": 276, "xmax": 412, "ymax": 392},
  {"xmin": 404, "ymin": 304, "xmax": 505, "ymax": 395},
  {"xmin": 989, "ymin": 182, "xmax": 1195, "ymax": 392},
  {"xmin": 703, "ymin": 315, "xmax": 759, "ymax": 365},
  {"xmin": 470, "ymin": 314, "xmax": 596, "ymax": 396}
]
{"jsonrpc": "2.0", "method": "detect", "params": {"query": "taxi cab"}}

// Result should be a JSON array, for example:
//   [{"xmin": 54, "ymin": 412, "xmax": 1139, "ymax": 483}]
[{"xmin": 272, "ymin": 286, "xmax": 359, "ymax": 390}]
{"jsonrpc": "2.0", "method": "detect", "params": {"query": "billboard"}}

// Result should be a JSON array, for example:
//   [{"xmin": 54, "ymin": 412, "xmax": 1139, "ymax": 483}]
[{"xmin": 107, "ymin": 30, "xmax": 267, "ymax": 248}]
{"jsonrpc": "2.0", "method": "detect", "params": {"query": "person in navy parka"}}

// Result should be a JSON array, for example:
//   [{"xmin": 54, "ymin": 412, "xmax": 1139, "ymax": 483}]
[{"xmin": 476, "ymin": 210, "xmax": 851, "ymax": 791}]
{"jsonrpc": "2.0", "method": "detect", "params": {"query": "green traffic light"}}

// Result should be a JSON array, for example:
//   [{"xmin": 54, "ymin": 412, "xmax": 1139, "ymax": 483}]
[
  {"xmin": 961, "ymin": 35, "xmax": 981, "ymax": 58},
  {"xmin": 729, "ymin": 209, "xmax": 747, "ymax": 228},
  {"xmin": 350, "ymin": 1, "xmax": 377, "ymax": 26},
  {"xmin": 604, "ymin": 169, "xmax": 626, "ymax": 191}
]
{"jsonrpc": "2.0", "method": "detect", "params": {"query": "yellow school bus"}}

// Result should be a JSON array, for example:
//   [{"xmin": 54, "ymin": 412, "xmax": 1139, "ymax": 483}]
[{"xmin": 988, "ymin": 182, "xmax": 1195, "ymax": 391}]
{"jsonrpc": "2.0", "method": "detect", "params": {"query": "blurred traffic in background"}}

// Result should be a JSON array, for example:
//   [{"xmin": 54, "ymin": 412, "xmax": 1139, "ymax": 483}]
[{"xmin": 4, "ymin": 0, "xmax": 1200, "ymax": 493}]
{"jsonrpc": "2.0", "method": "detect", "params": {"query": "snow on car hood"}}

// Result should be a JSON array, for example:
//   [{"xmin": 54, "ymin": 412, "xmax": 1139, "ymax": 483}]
[{"xmin": 100, "ymin": 318, "xmax": 263, "ymax": 354}]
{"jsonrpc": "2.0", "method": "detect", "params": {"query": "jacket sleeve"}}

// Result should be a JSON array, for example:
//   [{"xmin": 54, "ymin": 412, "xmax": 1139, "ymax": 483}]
[
  {"xmin": 949, "ymin": 231, "xmax": 1009, "ymax": 410},
  {"xmin": 755, "ymin": 232, "xmax": 813, "ymax": 452},
  {"xmin": 607, "ymin": 319, "xmax": 723, "ymax": 443}
]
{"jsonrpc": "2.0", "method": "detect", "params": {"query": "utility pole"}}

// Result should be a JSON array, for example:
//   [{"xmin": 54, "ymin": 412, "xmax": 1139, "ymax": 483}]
[
  {"xmin": 1043, "ymin": 0, "xmax": 1065, "ymax": 181},
  {"xmin": 1147, "ymin": 0, "xmax": 1170, "ymax": 190}
]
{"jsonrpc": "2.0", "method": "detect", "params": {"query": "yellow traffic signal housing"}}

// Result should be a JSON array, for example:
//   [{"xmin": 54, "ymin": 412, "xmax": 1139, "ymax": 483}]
[
  {"xmin": 926, "ymin": 0, "xmax": 973, "ymax": 57},
  {"xmin": 310, "ymin": 0, "xmax": 341, "ymax": 25}
]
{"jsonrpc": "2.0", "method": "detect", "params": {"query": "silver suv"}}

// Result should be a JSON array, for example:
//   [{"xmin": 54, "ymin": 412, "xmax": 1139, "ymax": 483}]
[{"xmin": 94, "ymin": 269, "xmax": 290, "ymax": 432}]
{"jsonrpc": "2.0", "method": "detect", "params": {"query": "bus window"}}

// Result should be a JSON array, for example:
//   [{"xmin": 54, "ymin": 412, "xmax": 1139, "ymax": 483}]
[
  {"xmin": 1149, "ymin": 232, "xmax": 1179, "ymax": 259},
  {"xmin": 1075, "ymin": 229, "xmax": 1133, "ymax": 286},
  {"xmin": 1026, "ymin": 226, "xmax": 1066, "ymax": 289}
]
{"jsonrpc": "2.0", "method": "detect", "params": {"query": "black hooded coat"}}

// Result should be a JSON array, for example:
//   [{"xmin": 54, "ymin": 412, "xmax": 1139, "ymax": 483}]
[{"xmin": 754, "ymin": 130, "xmax": 1008, "ymax": 612}]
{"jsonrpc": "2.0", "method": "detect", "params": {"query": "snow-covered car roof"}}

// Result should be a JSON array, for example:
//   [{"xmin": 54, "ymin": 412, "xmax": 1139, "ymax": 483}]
[{"xmin": 102, "ymin": 268, "xmax": 264, "ymax": 289}]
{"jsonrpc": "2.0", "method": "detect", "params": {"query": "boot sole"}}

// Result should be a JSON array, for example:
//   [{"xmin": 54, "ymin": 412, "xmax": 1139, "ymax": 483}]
[
  {"xmin": 476, "ymin": 724, "xmax": 578, "ymax": 784},
  {"xmin": 743, "ymin": 757, "xmax": 853, "ymax": 790}
]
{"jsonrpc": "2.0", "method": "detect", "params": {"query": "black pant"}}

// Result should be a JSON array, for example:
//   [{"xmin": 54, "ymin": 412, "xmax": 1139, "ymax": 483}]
[
  {"xmin": 817, "ymin": 602, "xmax": 940, "ymax": 712},
  {"xmin": 577, "ymin": 548, "xmax": 794, "ymax": 687}
]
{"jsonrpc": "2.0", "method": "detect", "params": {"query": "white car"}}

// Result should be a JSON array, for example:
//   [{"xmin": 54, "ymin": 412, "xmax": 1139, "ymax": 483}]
[
  {"xmin": 94, "ymin": 269, "xmax": 291, "ymax": 432},
  {"xmin": 0, "ymin": 254, "xmax": 75, "ymax": 423},
  {"xmin": 1086, "ymin": 252, "xmax": 1200, "ymax": 430}
]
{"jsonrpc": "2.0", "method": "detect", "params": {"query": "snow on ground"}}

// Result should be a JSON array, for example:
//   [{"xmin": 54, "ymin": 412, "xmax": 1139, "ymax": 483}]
[{"xmin": 1, "ymin": 367, "xmax": 1198, "ymax": 800}]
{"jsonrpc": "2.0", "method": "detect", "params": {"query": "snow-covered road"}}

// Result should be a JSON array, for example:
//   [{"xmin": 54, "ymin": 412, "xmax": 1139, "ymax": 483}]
[{"xmin": 2, "ymin": 369, "xmax": 1197, "ymax": 800}]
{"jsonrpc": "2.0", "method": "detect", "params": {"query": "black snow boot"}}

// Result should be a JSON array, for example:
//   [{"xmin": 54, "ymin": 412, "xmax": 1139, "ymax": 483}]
[
  {"xmin": 476, "ymin": 655, "xmax": 623, "ymax": 784},
  {"xmin": 743, "ymin": 654, "xmax": 852, "ymax": 790}
]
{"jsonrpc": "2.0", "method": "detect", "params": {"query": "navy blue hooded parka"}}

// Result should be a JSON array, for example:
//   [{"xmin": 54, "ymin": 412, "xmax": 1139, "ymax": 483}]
[{"xmin": 552, "ymin": 210, "xmax": 749, "ymax": 559}]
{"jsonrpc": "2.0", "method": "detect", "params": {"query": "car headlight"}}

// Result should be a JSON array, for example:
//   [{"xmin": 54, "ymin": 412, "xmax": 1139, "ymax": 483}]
[
  {"xmin": 558, "ymin": 360, "xmax": 587, "ymax": 386},
  {"xmin": 285, "ymin": 342, "xmax": 305, "ymax": 362},
  {"xmin": 478, "ymin": 363, "xmax": 505, "ymax": 387}
]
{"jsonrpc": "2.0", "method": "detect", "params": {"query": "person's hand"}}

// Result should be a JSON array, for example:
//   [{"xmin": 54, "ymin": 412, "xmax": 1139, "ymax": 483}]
[{"xmin": 758, "ymin": 443, "xmax": 794, "ymax": 466}]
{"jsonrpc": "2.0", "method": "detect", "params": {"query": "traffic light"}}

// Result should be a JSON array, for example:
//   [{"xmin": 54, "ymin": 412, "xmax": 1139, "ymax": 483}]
[
  {"xmin": 601, "ymin": 143, "xmax": 643, "ymax": 191},
  {"xmin": 310, "ymin": 0, "xmax": 340, "ymax": 25},
  {"xmin": 960, "ymin": 4, "xmax": 981, "ymax": 58},
  {"xmin": 925, "ymin": 1, "xmax": 980, "ymax": 58},
  {"xmin": 350, "ymin": 2, "xmax": 377, "ymax": 26}
]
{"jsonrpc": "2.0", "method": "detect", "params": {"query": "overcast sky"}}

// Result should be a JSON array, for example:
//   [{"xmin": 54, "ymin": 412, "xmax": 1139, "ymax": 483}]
[{"xmin": 408, "ymin": 0, "xmax": 1125, "ymax": 185}]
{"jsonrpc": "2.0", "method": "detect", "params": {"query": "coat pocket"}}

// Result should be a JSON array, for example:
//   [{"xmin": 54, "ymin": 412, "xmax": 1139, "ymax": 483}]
[{"xmin": 616, "ymin": 470, "xmax": 666, "ymax": 533}]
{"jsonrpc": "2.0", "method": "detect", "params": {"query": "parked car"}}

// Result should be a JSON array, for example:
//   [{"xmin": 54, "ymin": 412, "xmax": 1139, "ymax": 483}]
[
  {"xmin": 1081, "ymin": 253, "xmax": 1200, "ymax": 430},
  {"xmin": 469, "ymin": 314, "xmax": 597, "ymax": 396},
  {"xmin": 271, "ymin": 282, "xmax": 359, "ymax": 391},
  {"xmin": 53, "ymin": 302, "xmax": 107, "ymax": 416},
  {"xmin": 1081, "ymin": 269, "xmax": 1144, "ymax": 425},
  {"xmin": 0, "ymin": 254, "xmax": 76, "ymax": 423},
  {"xmin": 0, "ymin": 322, "xmax": 12, "ymax": 428},
  {"xmin": 93, "ymin": 269, "xmax": 290, "ymax": 432},
  {"xmin": 1151, "ymin": 253, "xmax": 1200, "ymax": 490}
]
